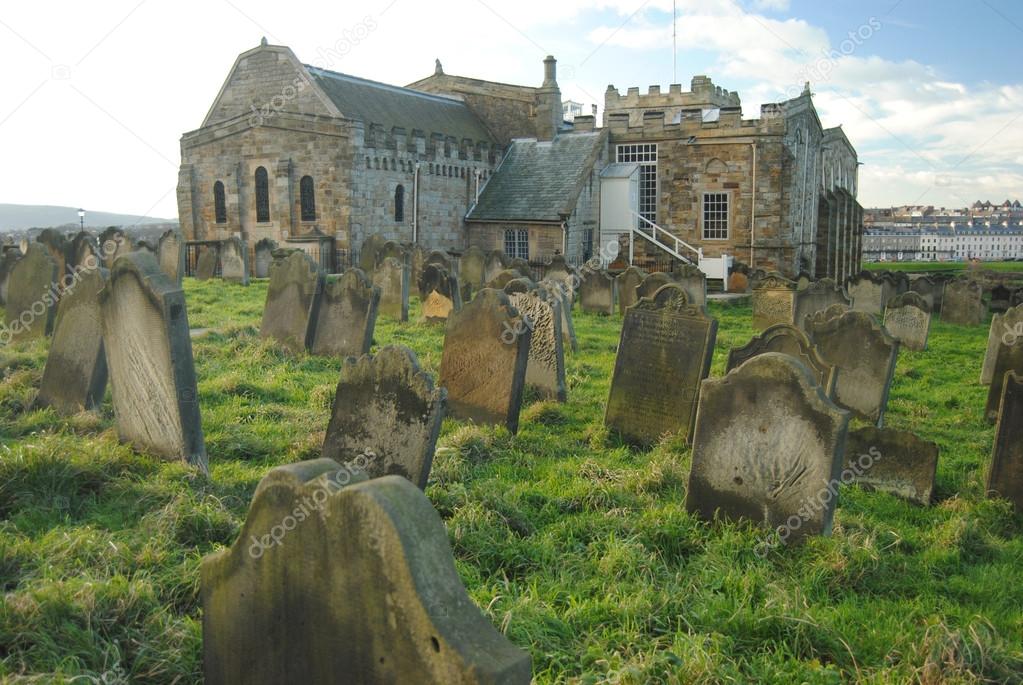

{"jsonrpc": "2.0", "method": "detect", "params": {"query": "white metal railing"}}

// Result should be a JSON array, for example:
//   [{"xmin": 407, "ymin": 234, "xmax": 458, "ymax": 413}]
[{"xmin": 628, "ymin": 211, "xmax": 702, "ymax": 265}]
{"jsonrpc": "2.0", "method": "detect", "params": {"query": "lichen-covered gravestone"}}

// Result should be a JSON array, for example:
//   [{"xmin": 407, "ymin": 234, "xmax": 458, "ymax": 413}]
[
  {"xmin": 883, "ymin": 291, "xmax": 932, "ymax": 351},
  {"xmin": 220, "ymin": 237, "xmax": 249, "ymax": 285},
  {"xmin": 323, "ymin": 346, "xmax": 445, "ymax": 488},
  {"xmin": 157, "ymin": 229, "xmax": 185, "ymax": 284},
  {"xmin": 3, "ymin": 243, "xmax": 58, "ymax": 343},
  {"xmin": 726, "ymin": 323, "xmax": 837, "ymax": 398},
  {"xmin": 34, "ymin": 266, "xmax": 108, "ymax": 415},
  {"xmin": 309, "ymin": 268, "xmax": 380, "ymax": 358},
  {"xmin": 844, "ymin": 426, "xmax": 938, "ymax": 505},
  {"xmin": 751, "ymin": 272, "xmax": 797, "ymax": 331},
  {"xmin": 615, "ymin": 266, "xmax": 647, "ymax": 314},
  {"xmin": 418, "ymin": 263, "xmax": 461, "ymax": 323},
  {"xmin": 201, "ymin": 463, "xmax": 531, "ymax": 685},
  {"xmin": 373, "ymin": 256, "xmax": 409, "ymax": 322},
  {"xmin": 504, "ymin": 279, "xmax": 566, "ymax": 401},
  {"xmin": 981, "ymin": 304, "xmax": 1023, "ymax": 384},
  {"xmin": 984, "ymin": 329, "xmax": 1023, "ymax": 424},
  {"xmin": 987, "ymin": 370, "xmax": 1023, "ymax": 510},
  {"xmin": 439, "ymin": 288, "xmax": 530, "ymax": 433},
  {"xmin": 100, "ymin": 252, "xmax": 206, "ymax": 471},
  {"xmin": 253, "ymin": 238, "xmax": 277, "ymax": 278},
  {"xmin": 605, "ymin": 284, "xmax": 717, "ymax": 446},
  {"xmin": 686, "ymin": 352, "xmax": 850, "ymax": 542},
  {"xmin": 195, "ymin": 245, "xmax": 220, "ymax": 281},
  {"xmin": 807, "ymin": 310, "xmax": 900, "ymax": 426},
  {"xmin": 846, "ymin": 271, "xmax": 894, "ymax": 316},
  {"xmin": 260, "ymin": 251, "xmax": 324, "ymax": 354},
  {"xmin": 459, "ymin": 245, "xmax": 487, "ymax": 289},
  {"xmin": 792, "ymin": 278, "xmax": 850, "ymax": 329},
  {"xmin": 578, "ymin": 267, "xmax": 616, "ymax": 315},
  {"xmin": 941, "ymin": 279, "xmax": 985, "ymax": 325}
]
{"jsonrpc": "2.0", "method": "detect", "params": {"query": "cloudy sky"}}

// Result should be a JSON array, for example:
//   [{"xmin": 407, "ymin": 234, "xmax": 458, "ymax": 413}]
[{"xmin": 1, "ymin": 0, "xmax": 1020, "ymax": 221}]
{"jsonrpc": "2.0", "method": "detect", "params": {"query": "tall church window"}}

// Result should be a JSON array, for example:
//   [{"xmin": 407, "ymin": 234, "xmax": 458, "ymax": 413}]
[
  {"xmin": 504, "ymin": 228, "xmax": 528, "ymax": 260},
  {"xmin": 213, "ymin": 181, "xmax": 227, "ymax": 224},
  {"xmin": 255, "ymin": 166, "xmax": 270, "ymax": 223},
  {"xmin": 394, "ymin": 185, "xmax": 405, "ymax": 222},
  {"xmin": 300, "ymin": 175, "xmax": 316, "ymax": 221},
  {"xmin": 616, "ymin": 143, "xmax": 657, "ymax": 226},
  {"xmin": 702, "ymin": 192, "xmax": 729, "ymax": 240}
]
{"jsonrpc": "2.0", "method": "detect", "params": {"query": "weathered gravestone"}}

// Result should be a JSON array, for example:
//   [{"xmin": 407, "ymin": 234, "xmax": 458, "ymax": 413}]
[
  {"xmin": 424, "ymin": 249, "xmax": 452, "ymax": 272},
  {"xmin": 359, "ymin": 233, "xmax": 386, "ymax": 274},
  {"xmin": 253, "ymin": 238, "xmax": 277, "ymax": 278},
  {"xmin": 98, "ymin": 228, "xmax": 126, "ymax": 269},
  {"xmin": 195, "ymin": 244, "xmax": 220, "ymax": 281},
  {"xmin": 459, "ymin": 245, "xmax": 487, "ymax": 289},
  {"xmin": 670, "ymin": 264, "xmax": 707, "ymax": 307},
  {"xmin": 807, "ymin": 310, "xmax": 900, "ymax": 426},
  {"xmin": 36, "ymin": 228, "xmax": 70, "ymax": 290},
  {"xmin": 726, "ymin": 323, "xmax": 837, "ymax": 398},
  {"xmin": 34, "ymin": 266, "xmax": 108, "ymax": 415},
  {"xmin": 418, "ymin": 264, "xmax": 461, "ymax": 323},
  {"xmin": 942, "ymin": 279, "xmax": 985, "ymax": 325},
  {"xmin": 486, "ymin": 269, "xmax": 529, "ymax": 291},
  {"xmin": 0, "ymin": 248, "xmax": 21, "ymax": 306},
  {"xmin": 201, "ymin": 464, "xmax": 531, "ymax": 685},
  {"xmin": 538, "ymin": 279, "xmax": 577, "ymax": 353},
  {"xmin": 686, "ymin": 352, "xmax": 850, "ymax": 542},
  {"xmin": 377, "ymin": 240, "xmax": 407, "ymax": 270},
  {"xmin": 157, "ymin": 229, "xmax": 185, "ymax": 284},
  {"xmin": 484, "ymin": 250, "xmax": 508, "ymax": 284},
  {"xmin": 70, "ymin": 231, "xmax": 99, "ymax": 273},
  {"xmin": 909, "ymin": 275, "xmax": 943, "ymax": 313},
  {"xmin": 751, "ymin": 272, "xmax": 797, "ymax": 331},
  {"xmin": 616, "ymin": 266, "xmax": 647, "ymax": 315},
  {"xmin": 727, "ymin": 270, "xmax": 749, "ymax": 293},
  {"xmin": 989, "ymin": 284, "xmax": 1013, "ymax": 313},
  {"xmin": 135, "ymin": 239, "xmax": 157, "ymax": 255},
  {"xmin": 605, "ymin": 284, "xmax": 717, "ymax": 446},
  {"xmin": 439, "ymin": 288, "xmax": 530, "ymax": 433},
  {"xmin": 220, "ymin": 237, "xmax": 250, "ymax": 285},
  {"xmin": 635, "ymin": 272, "xmax": 674, "ymax": 301},
  {"xmin": 883, "ymin": 291, "xmax": 932, "ymax": 351},
  {"xmin": 792, "ymin": 278, "xmax": 850, "ymax": 329},
  {"xmin": 844, "ymin": 426, "xmax": 938, "ymax": 505},
  {"xmin": 578, "ymin": 267, "xmax": 616, "ymax": 315},
  {"xmin": 309, "ymin": 268, "xmax": 380, "ymax": 358},
  {"xmin": 3, "ymin": 243, "xmax": 58, "ymax": 343},
  {"xmin": 260, "ymin": 251, "xmax": 324, "ymax": 354},
  {"xmin": 504, "ymin": 279, "xmax": 566, "ymax": 401},
  {"xmin": 373, "ymin": 256, "xmax": 409, "ymax": 322},
  {"xmin": 803, "ymin": 303, "xmax": 850, "ymax": 330},
  {"xmin": 984, "ymin": 330, "xmax": 1023, "ymax": 424},
  {"xmin": 410, "ymin": 245, "xmax": 426, "ymax": 285},
  {"xmin": 507, "ymin": 257, "xmax": 533, "ymax": 281},
  {"xmin": 986, "ymin": 370, "xmax": 1023, "ymax": 510},
  {"xmin": 981, "ymin": 304, "xmax": 1023, "ymax": 384},
  {"xmin": 322, "ymin": 346, "xmax": 445, "ymax": 489},
  {"xmin": 100, "ymin": 252, "xmax": 206, "ymax": 471},
  {"xmin": 543, "ymin": 254, "xmax": 573, "ymax": 286},
  {"xmin": 846, "ymin": 271, "xmax": 895, "ymax": 316}
]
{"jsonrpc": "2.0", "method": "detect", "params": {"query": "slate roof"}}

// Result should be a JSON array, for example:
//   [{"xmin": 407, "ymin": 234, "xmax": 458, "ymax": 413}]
[
  {"xmin": 306, "ymin": 66, "xmax": 493, "ymax": 142},
  {"xmin": 466, "ymin": 131, "xmax": 607, "ymax": 223}
]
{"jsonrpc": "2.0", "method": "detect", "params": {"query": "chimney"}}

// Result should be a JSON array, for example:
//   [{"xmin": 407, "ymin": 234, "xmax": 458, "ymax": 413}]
[
  {"xmin": 543, "ymin": 55, "xmax": 557, "ymax": 88},
  {"xmin": 535, "ymin": 55, "xmax": 562, "ymax": 141}
]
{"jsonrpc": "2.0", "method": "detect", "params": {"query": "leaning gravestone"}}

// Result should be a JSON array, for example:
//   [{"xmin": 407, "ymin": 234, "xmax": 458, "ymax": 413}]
[
  {"xmin": 942, "ymin": 279, "xmax": 985, "ymax": 326},
  {"xmin": 309, "ymin": 269, "xmax": 380, "ymax": 358},
  {"xmin": 615, "ymin": 266, "xmax": 647, "ymax": 314},
  {"xmin": 981, "ymin": 304, "xmax": 1023, "ymax": 384},
  {"xmin": 670, "ymin": 264, "xmax": 707, "ymax": 307},
  {"xmin": 253, "ymin": 238, "xmax": 277, "ymax": 278},
  {"xmin": 883, "ymin": 291, "xmax": 932, "ymax": 351},
  {"xmin": 322, "ymin": 346, "xmax": 446, "ymax": 489},
  {"xmin": 984, "ymin": 330, "xmax": 1023, "ymax": 424},
  {"xmin": 987, "ymin": 370, "xmax": 1023, "ymax": 510},
  {"xmin": 359, "ymin": 233, "xmax": 386, "ymax": 274},
  {"xmin": 459, "ymin": 245, "xmax": 487, "ymax": 289},
  {"xmin": 201, "ymin": 464, "xmax": 531, "ymax": 685},
  {"xmin": 792, "ymin": 278, "xmax": 850, "ymax": 329},
  {"xmin": 3, "ymin": 243, "xmax": 58, "ymax": 343},
  {"xmin": 844, "ymin": 426, "xmax": 938, "ymax": 505},
  {"xmin": 157, "ymin": 229, "xmax": 185, "ymax": 284},
  {"xmin": 34, "ymin": 266, "xmax": 108, "ymax": 415},
  {"xmin": 751, "ymin": 272, "xmax": 797, "ymax": 331},
  {"xmin": 220, "ymin": 237, "xmax": 249, "ymax": 285},
  {"xmin": 910, "ymin": 275, "xmax": 943, "ymax": 313},
  {"xmin": 726, "ymin": 323, "xmax": 838, "ymax": 398},
  {"xmin": 504, "ymin": 279, "xmax": 566, "ymax": 402},
  {"xmin": 418, "ymin": 264, "xmax": 461, "ymax": 323},
  {"xmin": 578, "ymin": 267, "xmax": 616, "ymax": 315},
  {"xmin": 686, "ymin": 352, "xmax": 849, "ymax": 543},
  {"xmin": 100, "ymin": 252, "xmax": 206, "ymax": 471},
  {"xmin": 439, "ymin": 288, "xmax": 530, "ymax": 433},
  {"xmin": 260, "ymin": 251, "xmax": 324, "ymax": 354},
  {"xmin": 538, "ymin": 279, "xmax": 577, "ymax": 353},
  {"xmin": 605, "ymin": 284, "xmax": 717, "ymax": 446},
  {"xmin": 195, "ymin": 245, "xmax": 220, "ymax": 281},
  {"xmin": 807, "ymin": 310, "xmax": 900, "ymax": 426},
  {"xmin": 0, "ymin": 248, "xmax": 22, "ymax": 306},
  {"xmin": 373, "ymin": 256, "xmax": 409, "ymax": 322}
]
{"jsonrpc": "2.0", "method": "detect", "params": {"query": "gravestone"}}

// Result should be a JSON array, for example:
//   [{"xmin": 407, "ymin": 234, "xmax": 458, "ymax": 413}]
[
  {"xmin": 373, "ymin": 256, "xmax": 409, "ymax": 322},
  {"xmin": 0, "ymin": 248, "xmax": 22, "ymax": 306},
  {"xmin": 883, "ymin": 291, "xmax": 932, "ymax": 351},
  {"xmin": 98, "ymin": 228, "xmax": 126, "ymax": 269},
  {"xmin": 322, "ymin": 346, "xmax": 446, "ymax": 489},
  {"xmin": 909, "ymin": 275, "xmax": 943, "ymax": 313},
  {"xmin": 803, "ymin": 303, "xmax": 851, "ymax": 330},
  {"xmin": 981, "ymin": 304, "xmax": 1023, "ymax": 384},
  {"xmin": 359, "ymin": 233, "xmax": 385, "ymax": 274},
  {"xmin": 751, "ymin": 272, "xmax": 797, "ymax": 331},
  {"xmin": 221, "ymin": 237, "xmax": 250, "ymax": 285},
  {"xmin": 253, "ymin": 238, "xmax": 277, "ymax": 278},
  {"xmin": 410, "ymin": 245, "xmax": 427, "ymax": 286},
  {"xmin": 807, "ymin": 310, "xmax": 900, "ymax": 426},
  {"xmin": 987, "ymin": 370, "xmax": 1023, "ymax": 509},
  {"xmin": 686, "ymin": 352, "xmax": 849, "ymax": 542},
  {"xmin": 539, "ymin": 279, "xmax": 577, "ymax": 353},
  {"xmin": 34, "ymin": 266, "xmax": 108, "ymax": 415},
  {"xmin": 100, "ymin": 252, "xmax": 206, "ymax": 471},
  {"xmin": 616, "ymin": 266, "xmax": 647, "ymax": 314},
  {"xmin": 201, "ymin": 464, "xmax": 531, "ymax": 685},
  {"xmin": 135, "ymin": 240, "xmax": 157, "ymax": 255},
  {"xmin": 483, "ymin": 250, "xmax": 507, "ymax": 284},
  {"xmin": 377, "ymin": 240, "xmax": 407, "ymax": 269},
  {"xmin": 543, "ymin": 254, "xmax": 573, "ymax": 286},
  {"xmin": 70, "ymin": 231, "xmax": 99, "ymax": 273},
  {"xmin": 507, "ymin": 257, "xmax": 533, "ymax": 281},
  {"xmin": 309, "ymin": 269, "xmax": 380, "ymax": 358},
  {"xmin": 157, "ymin": 229, "xmax": 185, "ymax": 284},
  {"xmin": 459, "ymin": 245, "xmax": 487, "ymax": 288},
  {"xmin": 749, "ymin": 268, "xmax": 769, "ymax": 290},
  {"xmin": 486, "ymin": 269, "xmax": 528, "ymax": 291},
  {"xmin": 36, "ymin": 228, "xmax": 69, "ymax": 290},
  {"xmin": 260, "ymin": 251, "xmax": 324, "ymax": 354},
  {"xmin": 941, "ymin": 279, "xmax": 985, "ymax": 325},
  {"xmin": 727, "ymin": 270, "xmax": 749, "ymax": 293},
  {"xmin": 605, "ymin": 284, "xmax": 717, "ymax": 446},
  {"xmin": 424, "ymin": 250, "xmax": 452, "ymax": 272},
  {"xmin": 792, "ymin": 278, "xmax": 850, "ymax": 329},
  {"xmin": 846, "ymin": 271, "xmax": 894, "ymax": 316},
  {"xmin": 984, "ymin": 330, "xmax": 1023, "ymax": 424},
  {"xmin": 989, "ymin": 284, "xmax": 1013, "ymax": 313},
  {"xmin": 578, "ymin": 267, "xmax": 616, "ymax": 315},
  {"xmin": 504, "ymin": 279, "xmax": 566, "ymax": 401},
  {"xmin": 635, "ymin": 272, "xmax": 674, "ymax": 302},
  {"xmin": 795, "ymin": 271, "xmax": 812, "ymax": 291},
  {"xmin": 726, "ymin": 323, "xmax": 838, "ymax": 398},
  {"xmin": 3, "ymin": 243, "xmax": 58, "ymax": 343},
  {"xmin": 670, "ymin": 264, "xmax": 707, "ymax": 307},
  {"xmin": 195, "ymin": 245, "xmax": 220, "ymax": 281},
  {"xmin": 844, "ymin": 426, "xmax": 938, "ymax": 505},
  {"xmin": 418, "ymin": 264, "xmax": 461, "ymax": 323},
  {"xmin": 438, "ymin": 288, "xmax": 530, "ymax": 433}
]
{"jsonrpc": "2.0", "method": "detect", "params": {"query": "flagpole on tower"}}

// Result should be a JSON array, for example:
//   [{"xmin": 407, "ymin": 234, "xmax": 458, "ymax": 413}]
[{"xmin": 672, "ymin": 0, "xmax": 677, "ymax": 83}]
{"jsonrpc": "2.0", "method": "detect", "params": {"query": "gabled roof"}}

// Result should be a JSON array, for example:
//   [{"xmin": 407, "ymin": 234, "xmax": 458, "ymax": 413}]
[{"xmin": 466, "ymin": 131, "xmax": 607, "ymax": 223}]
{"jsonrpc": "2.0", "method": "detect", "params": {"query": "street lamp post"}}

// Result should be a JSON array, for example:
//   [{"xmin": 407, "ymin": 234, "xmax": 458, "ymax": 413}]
[{"xmin": 77, "ymin": 208, "xmax": 85, "ymax": 230}]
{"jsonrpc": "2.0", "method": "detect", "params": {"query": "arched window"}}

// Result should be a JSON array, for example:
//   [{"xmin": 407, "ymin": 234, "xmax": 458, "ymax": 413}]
[
  {"xmin": 394, "ymin": 185, "xmax": 405, "ymax": 223},
  {"xmin": 300, "ymin": 175, "xmax": 316, "ymax": 222},
  {"xmin": 254, "ymin": 166, "xmax": 270, "ymax": 223},
  {"xmin": 213, "ymin": 181, "xmax": 227, "ymax": 224}
]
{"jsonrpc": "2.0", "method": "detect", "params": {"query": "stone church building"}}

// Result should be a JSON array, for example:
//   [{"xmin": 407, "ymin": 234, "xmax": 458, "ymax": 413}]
[{"xmin": 177, "ymin": 39, "xmax": 861, "ymax": 280}]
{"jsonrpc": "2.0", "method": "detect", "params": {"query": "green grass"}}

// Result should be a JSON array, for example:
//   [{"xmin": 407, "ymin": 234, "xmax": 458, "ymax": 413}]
[
  {"xmin": 864, "ymin": 261, "xmax": 1023, "ymax": 274},
  {"xmin": 1, "ymin": 279, "xmax": 1022, "ymax": 684}
]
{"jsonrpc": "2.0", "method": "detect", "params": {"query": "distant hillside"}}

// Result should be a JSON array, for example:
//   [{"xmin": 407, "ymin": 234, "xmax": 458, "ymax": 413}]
[{"xmin": 0, "ymin": 204, "xmax": 176, "ymax": 232}]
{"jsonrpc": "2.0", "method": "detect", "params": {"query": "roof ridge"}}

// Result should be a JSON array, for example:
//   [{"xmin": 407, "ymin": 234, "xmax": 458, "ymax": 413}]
[{"xmin": 304, "ymin": 65, "xmax": 465, "ymax": 106}]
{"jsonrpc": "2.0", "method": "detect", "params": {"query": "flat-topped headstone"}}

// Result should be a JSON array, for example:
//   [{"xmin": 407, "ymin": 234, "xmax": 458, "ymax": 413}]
[
  {"xmin": 844, "ymin": 426, "xmax": 938, "ymax": 505},
  {"xmin": 157, "ymin": 229, "xmax": 185, "ymax": 284},
  {"xmin": 616, "ymin": 266, "xmax": 647, "ymax": 314},
  {"xmin": 0, "ymin": 248, "xmax": 22, "ymax": 306},
  {"xmin": 883, "ymin": 291, "xmax": 932, "ymax": 351},
  {"xmin": 323, "ymin": 346, "xmax": 446, "ymax": 489},
  {"xmin": 220, "ymin": 237, "xmax": 249, "ymax": 285},
  {"xmin": 909, "ymin": 275, "xmax": 943, "ymax": 313},
  {"xmin": 751, "ymin": 272, "xmax": 797, "ymax": 331},
  {"xmin": 260, "ymin": 251, "xmax": 324, "ymax": 354},
  {"xmin": 605, "ymin": 284, "xmax": 717, "ymax": 446},
  {"xmin": 686, "ymin": 352, "xmax": 849, "ymax": 543},
  {"xmin": 373, "ymin": 256, "xmax": 410, "ymax": 322},
  {"xmin": 942, "ymin": 279, "xmax": 985, "ymax": 325},
  {"xmin": 726, "ymin": 323, "xmax": 838, "ymax": 398},
  {"xmin": 34, "ymin": 266, "xmax": 108, "ymax": 415},
  {"xmin": 459, "ymin": 245, "xmax": 486, "ymax": 288},
  {"xmin": 984, "ymin": 329, "xmax": 1023, "ymax": 424},
  {"xmin": 439, "ymin": 288, "xmax": 530, "ymax": 433},
  {"xmin": 195, "ymin": 245, "xmax": 220, "ymax": 281},
  {"xmin": 3, "ymin": 243, "xmax": 58, "ymax": 343},
  {"xmin": 578, "ymin": 267, "xmax": 616, "ymax": 315},
  {"xmin": 358, "ymin": 233, "xmax": 386, "ymax": 274},
  {"xmin": 807, "ymin": 310, "xmax": 900, "ymax": 426},
  {"xmin": 982, "ymin": 304, "xmax": 1023, "ymax": 384},
  {"xmin": 538, "ymin": 279, "xmax": 577, "ymax": 353},
  {"xmin": 792, "ymin": 278, "xmax": 850, "ymax": 329},
  {"xmin": 504, "ymin": 279, "xmax": 566, "ymax": 401},
  {"xmin": 987, "ymin": 370, "xmax": 1023, "ymax": 510},
  {"xmin": 484, "ymin": 250, "xmax": 508, "ymax": 284},
  {"xmin": 418, "ymin": 264, "xmax": 461, "ymax": 323},
  {"xmin": 100, "ymin": 252, "xmax": 206, "ymax": 471},
  {"xmin": 309, "ymin": 268, "xmax": 380, "ymax": 358},
  {"xmin": 846, "ymin": 271, "xmax": 895, "ymax": 316},
  {"xmin": 253, "ymin": 238, "xmax": 277, "ymax": 278},
  {"xmin": 669, "ymin": 264, "xmax": 707, "ymax": 307},
  {"xmin": 201, "ymin": 464, "xmax": 531, "ymax": 685}
]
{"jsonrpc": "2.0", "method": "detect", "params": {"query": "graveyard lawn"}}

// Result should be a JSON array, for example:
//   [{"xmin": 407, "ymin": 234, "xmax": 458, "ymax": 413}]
[
  {"xmin": 863, "ymin": 261, "xmax": 1023, "ymax": 274},
  {"xmin": 1, "ymin": 280, "xmax": 1022, "ymax": 684}
]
